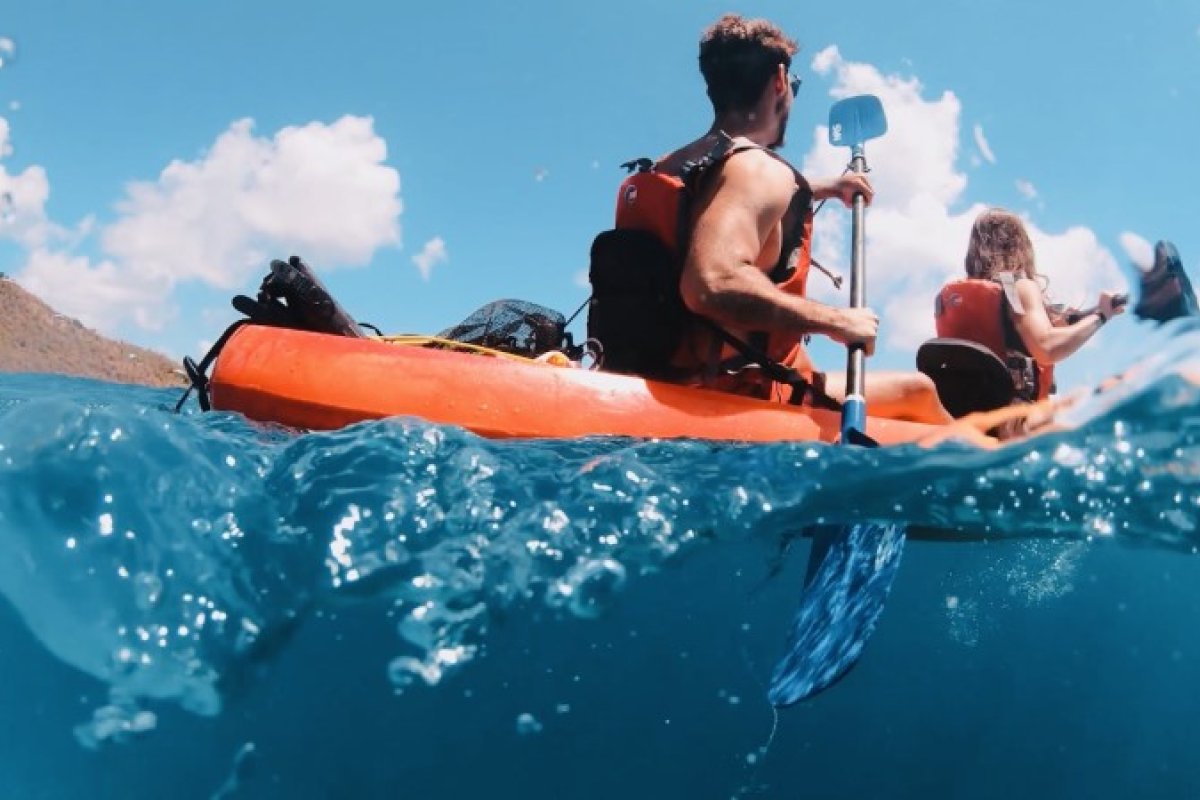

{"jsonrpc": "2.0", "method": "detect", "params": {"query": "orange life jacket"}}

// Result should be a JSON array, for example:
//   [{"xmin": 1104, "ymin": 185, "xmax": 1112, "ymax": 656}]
[
  {"xmin": 604, "ymin": 135, "xmax": 816, "ymax": 401},
  {"xmin": 934, "ymin": 276, "xmax": 1055, "ymax": 401}
]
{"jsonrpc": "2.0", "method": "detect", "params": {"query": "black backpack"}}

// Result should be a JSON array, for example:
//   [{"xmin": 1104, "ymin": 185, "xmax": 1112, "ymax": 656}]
[{"xmin": 587, "ymin": 227, "xmax": 690, "ymax": 378}]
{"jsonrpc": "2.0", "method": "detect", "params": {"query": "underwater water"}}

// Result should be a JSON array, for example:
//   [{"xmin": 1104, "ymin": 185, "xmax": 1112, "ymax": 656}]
[{"xmin": 3, "ymin": 324, "xmax": 1200, "ymax": 799}]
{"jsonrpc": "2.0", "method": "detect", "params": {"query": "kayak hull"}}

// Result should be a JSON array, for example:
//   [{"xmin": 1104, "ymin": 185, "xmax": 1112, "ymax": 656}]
[{"xmin": 209, "ymin": 325, "xmax": 939, "ymax": 444}]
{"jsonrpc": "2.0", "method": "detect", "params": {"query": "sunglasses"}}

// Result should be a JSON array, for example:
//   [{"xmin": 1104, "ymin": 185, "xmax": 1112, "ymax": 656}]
[{"xmin": 789, "ymin": 72, "xmax": 803, "ymax": 97}]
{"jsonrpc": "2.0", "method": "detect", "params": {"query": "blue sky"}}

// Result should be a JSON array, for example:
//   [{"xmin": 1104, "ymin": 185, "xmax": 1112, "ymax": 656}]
[{"xmin": 1, "ymin": 0, "xmax": 1198, "ymax": 392}]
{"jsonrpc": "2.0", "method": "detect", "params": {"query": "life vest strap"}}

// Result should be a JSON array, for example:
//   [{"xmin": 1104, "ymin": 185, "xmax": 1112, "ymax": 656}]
[
  {"xmin": 995, "ymin": 272, "xmax": 1025, "ymax": 315},
  {"xmin": 700, "ymin": 317, "xmax": 842, "ymax": 411}
]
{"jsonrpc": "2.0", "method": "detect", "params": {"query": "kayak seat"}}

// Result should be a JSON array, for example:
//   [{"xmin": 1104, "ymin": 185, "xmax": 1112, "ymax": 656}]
[{"xmin": 916, "ymin": 337, "xmax": 1015, "ymax": 418}]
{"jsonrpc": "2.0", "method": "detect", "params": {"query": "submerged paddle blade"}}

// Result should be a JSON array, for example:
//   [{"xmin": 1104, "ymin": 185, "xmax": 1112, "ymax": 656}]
[
  {"xmin": 768, "ymin": 522, "xmax": 906, "ymax": 707},
  {"xmin": 828, "ymin": 95, "xmax": 887, "ymax": 148}
]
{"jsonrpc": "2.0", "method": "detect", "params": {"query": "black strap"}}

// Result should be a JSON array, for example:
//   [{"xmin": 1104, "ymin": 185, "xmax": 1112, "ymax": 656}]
[
  {"xmin": 620, "ymin": 158, "xmax": 654, "ymax": 174},
  {"xmin": 173, "ymin": 318, "xmax": 248, "ymax": 413},
  {"xmin": 700, "ymin": 318, "xmax": 842, "ymax": 411},
  {"xmin": 993, "ymin": 279, "xmax": 1044, "ymax": 401}
]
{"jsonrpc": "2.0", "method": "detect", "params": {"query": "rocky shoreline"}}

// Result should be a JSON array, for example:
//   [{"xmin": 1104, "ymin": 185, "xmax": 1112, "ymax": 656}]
[{"xmin": 0, "ymin": 276, "xmax": 185, "ymax": 388}]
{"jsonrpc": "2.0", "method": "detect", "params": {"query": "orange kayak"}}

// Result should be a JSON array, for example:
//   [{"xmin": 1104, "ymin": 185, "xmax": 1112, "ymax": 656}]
[{"xmin": 208, "ymin": 325, "xmax": 942, "ymax": 444}]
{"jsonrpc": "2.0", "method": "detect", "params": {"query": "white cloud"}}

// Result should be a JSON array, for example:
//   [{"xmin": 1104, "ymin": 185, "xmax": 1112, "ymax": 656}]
[
  {"xmin": 0, "ymin": 117, "xmax": 64, "ymax": 249},
  {"xmin": 1027, "ymin": 223, "xmax": 1121, "ymax": 309},
  {"xmin": 801, "ymin": 48, "xmax": 1124, "ymax": 351},
  {"xmin": 811, "ymin": 45, "xmax": 841, "ymax": 76},
  {"xmin": 972, "ymin": 124, "xmax": 996, "ymax": 164},
  {"xmin": 1118, "ymin": 231, "xmax": 1154, "ymax": 270},
  {"xmin": 11, "ymin": 115, "xmax": 402, "ymax": 333},
  {"xmin": 412, "ymin": 236, "xmax": 447, "ymax": 281},
  {"xmin": 1015, "ymin": 179, "xmax": 1038, "ymax": 200},
  {"xmin": 18, "ymin": 248, "xmax": 173, "ymax": 331}
]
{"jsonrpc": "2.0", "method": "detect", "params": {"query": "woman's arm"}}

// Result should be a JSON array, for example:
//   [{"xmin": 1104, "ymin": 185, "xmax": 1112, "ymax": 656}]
[{"xmin": 1010, "ymin": 278, "xmax": 1117, "ymax": 364}]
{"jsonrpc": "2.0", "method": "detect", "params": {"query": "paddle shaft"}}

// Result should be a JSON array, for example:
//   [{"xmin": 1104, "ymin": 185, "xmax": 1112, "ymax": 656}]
[{"xmin": 841, "ymin": 146, "xmax": 868, "ymax": 438}]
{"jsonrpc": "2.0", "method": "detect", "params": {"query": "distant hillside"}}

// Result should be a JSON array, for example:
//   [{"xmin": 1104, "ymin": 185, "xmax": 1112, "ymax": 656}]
[{"xmin": 0, "ymin": 276, "xmax": 185, "ymax": 388}]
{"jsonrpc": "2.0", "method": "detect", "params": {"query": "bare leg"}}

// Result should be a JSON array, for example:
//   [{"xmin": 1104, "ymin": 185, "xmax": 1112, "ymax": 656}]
[{"xmin": 822, "ymin": 370, "xmax": 953, "ymax": 424}]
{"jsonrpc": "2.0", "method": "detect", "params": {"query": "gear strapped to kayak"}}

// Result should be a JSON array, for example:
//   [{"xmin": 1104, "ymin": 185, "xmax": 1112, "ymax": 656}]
[
  {"xmin": 175, "ymin": 255, "xmax": 364, "ymax": 412},
  {"xmin": 435, "ymin": 299, "xmax": 592, "ymax": 362},
  {"xmin": 587, "ymin": 132, "xmax": 841, "ymax": 412},
  {"xmin": 176, "ymin": 256, "xmax": 592, "ymax": 413}
]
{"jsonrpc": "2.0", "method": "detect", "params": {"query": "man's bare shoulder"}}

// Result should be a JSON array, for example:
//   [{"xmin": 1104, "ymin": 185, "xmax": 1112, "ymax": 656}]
[{"xmin": 718, "ymin": 145, "xmax": 796, "ymax": 196}]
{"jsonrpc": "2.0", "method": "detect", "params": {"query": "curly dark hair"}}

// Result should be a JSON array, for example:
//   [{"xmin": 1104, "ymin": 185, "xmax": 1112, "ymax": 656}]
[{"xmin": 698, "ymin": 14, "xmax": 799, "ymax": 114}]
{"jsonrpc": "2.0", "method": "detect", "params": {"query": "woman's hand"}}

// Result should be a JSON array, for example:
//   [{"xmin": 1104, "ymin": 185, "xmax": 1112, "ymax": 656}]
[{"xmin": 1099, "ymin": 291, "xmax": 1126, "ymax": 321}]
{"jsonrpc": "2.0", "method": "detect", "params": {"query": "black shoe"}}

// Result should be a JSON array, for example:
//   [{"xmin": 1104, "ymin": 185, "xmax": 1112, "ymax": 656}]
[{"xmin": 1134, "ymin": 241, "xmax": 1199, "ymax": 323}]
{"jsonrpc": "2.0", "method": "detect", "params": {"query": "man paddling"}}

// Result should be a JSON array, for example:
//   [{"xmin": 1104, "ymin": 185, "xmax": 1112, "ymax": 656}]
[{"xmin": 587, "ymin": 14, "xmax": 950, "ymax": 423}]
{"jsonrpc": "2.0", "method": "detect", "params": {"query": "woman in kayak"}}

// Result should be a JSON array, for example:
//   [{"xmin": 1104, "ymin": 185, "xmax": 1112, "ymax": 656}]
[{"xmin": 934, "ymin": 208, "xmax": 1126, "ymax": 406}]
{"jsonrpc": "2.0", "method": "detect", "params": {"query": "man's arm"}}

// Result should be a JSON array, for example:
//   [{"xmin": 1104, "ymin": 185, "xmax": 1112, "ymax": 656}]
[{"xmin": 678, "ymin": 150, "xmax": 878, "ymax": 351}]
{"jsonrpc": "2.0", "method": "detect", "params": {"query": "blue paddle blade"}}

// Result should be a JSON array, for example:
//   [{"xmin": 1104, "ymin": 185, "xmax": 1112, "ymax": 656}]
[
  {"xmin": 768, "ymin": 521, "xmax": 906, "ymax": 707},
  {"xmin": 828, "ymin": 95, "xmax": 887, "ymax": 148}
]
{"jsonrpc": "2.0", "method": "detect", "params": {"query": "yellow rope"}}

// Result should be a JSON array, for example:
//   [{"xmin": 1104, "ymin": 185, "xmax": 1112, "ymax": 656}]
[{"xmin": 371, "ymin": 335, "xmax": 541, "ymax": 363}]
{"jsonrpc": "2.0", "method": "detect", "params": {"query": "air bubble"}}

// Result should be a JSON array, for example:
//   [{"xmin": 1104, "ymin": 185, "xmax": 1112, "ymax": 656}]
[
  {"xmin": 550, "ymin": 557, "xmax": 627, "ymax": 619},
  {"xmin": 516, "ymin": 712, "xmax": 543, "ymax": 735}
]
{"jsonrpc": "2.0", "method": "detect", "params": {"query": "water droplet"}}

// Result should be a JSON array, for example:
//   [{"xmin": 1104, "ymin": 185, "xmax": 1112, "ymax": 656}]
[
  {"xmin": 0, "ymin": 192, "xmax": 14, "ymax": 225},
  {"xmin": 0, "ymin": 38, "xmax": 15, "ymax": 70}
]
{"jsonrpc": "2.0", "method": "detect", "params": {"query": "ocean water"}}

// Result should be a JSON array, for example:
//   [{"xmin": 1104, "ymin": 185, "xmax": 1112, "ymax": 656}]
[{"xmin": 3, "ymin": 323, "xmax": 1200, "ymax": 799}]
